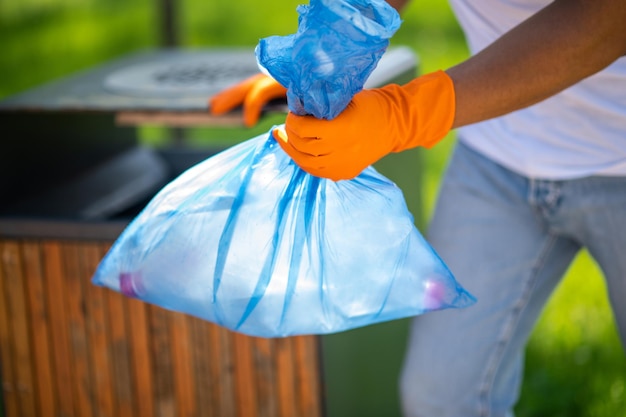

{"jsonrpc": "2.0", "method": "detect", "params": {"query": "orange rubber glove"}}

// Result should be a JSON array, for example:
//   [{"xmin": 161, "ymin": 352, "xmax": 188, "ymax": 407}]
[
  {"xmin": 209, "ymin": 73, "xmax": 287, "ymax": 127},
  {"xmin": 274, "ymin": 70, "xmax": 455, "ymax": 181}
]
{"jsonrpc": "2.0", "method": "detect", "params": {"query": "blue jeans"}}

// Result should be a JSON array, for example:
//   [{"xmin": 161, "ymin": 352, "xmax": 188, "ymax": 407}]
[{"xmin": 399, "ymin": 142, "xmax": 626, "ymax": 417}]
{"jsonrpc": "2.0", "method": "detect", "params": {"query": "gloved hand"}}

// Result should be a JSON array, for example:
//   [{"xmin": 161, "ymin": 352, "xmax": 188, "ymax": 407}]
[
  {"xmin": 273, "ymin": 70, "xmax": 455, "ymax": 181},
  {"xmin": 209, "ymin": 73, "xmax": 288, "ymax": 127}
]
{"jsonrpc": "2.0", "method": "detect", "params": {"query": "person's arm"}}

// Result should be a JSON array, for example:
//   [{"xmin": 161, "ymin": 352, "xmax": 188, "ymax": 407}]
[
  {"xmin": 386, "ymin": 0, "xmax": 411, "ymax": 12},
  {"xmin": 448, "ymin": 0, "xmax": 626, "ymax": 128},
  {"xmin": 277, "ymin": 0, "xmax": 626, "ymax": 180}
]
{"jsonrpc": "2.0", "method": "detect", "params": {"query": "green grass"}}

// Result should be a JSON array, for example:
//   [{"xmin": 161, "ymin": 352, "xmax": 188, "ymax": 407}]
[
  {"xmin": 1, "ymin": 1, "xmax": 625, "ymax": 416},
  {"xmin": 519, "ymin": 252, "xmax": 626, "ymax": 416}
]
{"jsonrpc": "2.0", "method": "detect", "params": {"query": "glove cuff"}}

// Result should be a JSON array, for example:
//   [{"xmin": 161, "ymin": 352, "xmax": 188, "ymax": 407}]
[{"xmin": 401, "ymin": 70, "xmax": 456, "ymax": 150}]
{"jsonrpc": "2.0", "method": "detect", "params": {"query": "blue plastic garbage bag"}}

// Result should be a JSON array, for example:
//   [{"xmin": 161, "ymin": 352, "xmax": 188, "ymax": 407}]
[
  {"xmin": 92, "ymin": 130, "xmax": 475, "ymax": 337},
  {"xmin": 92, "ymin": 0, "xmax": 476, "ymax": 338}
]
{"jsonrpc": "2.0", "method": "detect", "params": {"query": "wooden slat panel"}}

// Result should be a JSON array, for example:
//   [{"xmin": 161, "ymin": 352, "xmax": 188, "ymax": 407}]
[
  {"xmin": 3, "ymin": 242, "xmax": 37, "ymax": 416},
  {"xmin": 0, "ymin": 240, "xmax": 21, "ymax": 417},
  {"xmin": 170, "ymin": 312, "xmax": 196, "ymax": 417},
  {"xmin": 211, "ymin": 324, "xmax": 236, "ymax": 416},
  {"xmin": 253, "ymin": 337, "xmax": 277, "ymax": 417},
  {"xmin": 233, "ymin": 332, "xmax": 258, "ymax": 417},
  {"xmin": 1, "ymin": 237, "xmax": 326, "ymax": 417},
  {"xmin": 84, "ymin": 243, "xmax": 116, "ymax": 417},
  {"xmin": 63, "ymin": 242, "xmax": 94, "ymax": 417},
  {"xmin": 22, "ymin": 242, "xmax": 56, "ymax": 417},
  {"xmin": 275, "ymin": 337, "xmax": 297, "ymax": 417},
  {"xmin": 42, "ymin": 241, "xmax": 75, "ymax": 417},
  {"xmin": 149, "ymin": 304, "xmax": 176, "ymax": 417},
  {"xmin": 190, "ymin": 316, "xmax": 213, "ymax": 416},
  {"xmin": 106, "ymin": 283, "xmax": 134, "ymax": 417},
  {"xmin": 126, "ymin": 297, "xmax": 154, "ymax": 417},
  {"xmin": 294, "ymin": 336, "xmax": 323, "ymax": 417}
]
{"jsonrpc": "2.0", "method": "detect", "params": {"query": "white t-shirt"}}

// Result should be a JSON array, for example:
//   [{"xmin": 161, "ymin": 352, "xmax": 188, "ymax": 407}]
[{"xmin": 449, "ymin": 0, "xmax": 626, "ymax": 179}]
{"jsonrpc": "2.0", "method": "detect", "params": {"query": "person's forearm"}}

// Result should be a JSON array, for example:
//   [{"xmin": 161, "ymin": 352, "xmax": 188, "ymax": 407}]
[
  {"xmin": 446, "ymin": 0, "xmax": 626, "ymax": 128},
  {"xmin": 386, "ymin": 0, "xmax": 410, "ymax": 13}
]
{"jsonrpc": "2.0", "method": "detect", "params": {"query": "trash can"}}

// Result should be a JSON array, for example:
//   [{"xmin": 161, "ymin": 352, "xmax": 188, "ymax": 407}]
[{"xmin": 0, "ymin": 48, "xmax": 323, "ymax": 417}]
